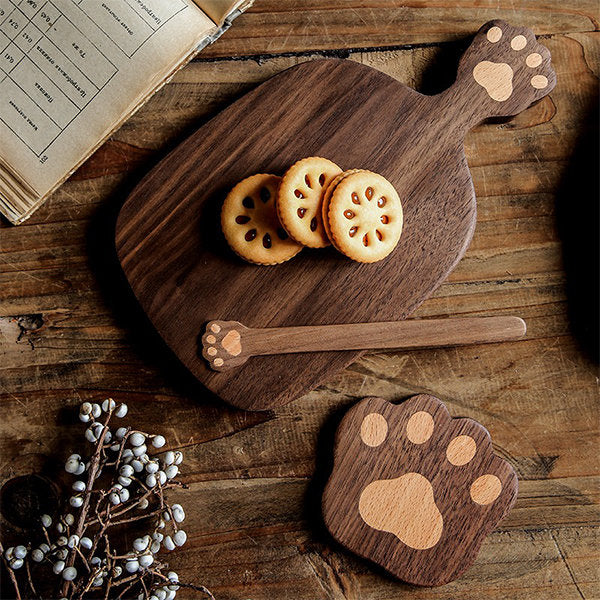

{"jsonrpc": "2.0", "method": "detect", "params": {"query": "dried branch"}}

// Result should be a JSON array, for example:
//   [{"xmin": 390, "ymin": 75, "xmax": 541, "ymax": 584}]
[
  {"xmin": 0, "ymin": 540, "xmax": 23, "ymax": 600},
  {"xmin": 0, "ymin": 399, "xmax": 206, "ymax": 600}
]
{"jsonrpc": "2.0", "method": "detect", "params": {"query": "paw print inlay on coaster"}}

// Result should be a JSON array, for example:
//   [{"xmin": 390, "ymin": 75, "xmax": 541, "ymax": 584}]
[
  {"xmin": 322, "ymin": 394, "xmax": 518, "ymax": 586},
  {"xmin": 468, "ymin": 20, "xmax": 555, "ymax": 105}
]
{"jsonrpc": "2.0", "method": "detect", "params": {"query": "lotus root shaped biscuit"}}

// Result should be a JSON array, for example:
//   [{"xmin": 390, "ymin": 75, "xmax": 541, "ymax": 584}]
[
  {"xmin": 221, "ymin": 174, "xmax": 303, "ymax": 265},
  {"xmin": 277, "ymin": 157, "xmax": 343, "ymax": 247},
  {"xmin": 327, "ymin": 171, "xmax": 403, "ymax": 263},
  {"xmin": 321, "ymin": 169, "xmax": 363, "ymax": 243}
]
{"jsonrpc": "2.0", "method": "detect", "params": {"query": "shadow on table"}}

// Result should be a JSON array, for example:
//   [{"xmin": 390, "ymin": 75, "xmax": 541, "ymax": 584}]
[
  {"xmin": 555, "ymin": 95, "xmax": 599, "ymax": 365},
  {"xmin": 84, "ymin": 162, "xmax": 232, "ymax": 413}
]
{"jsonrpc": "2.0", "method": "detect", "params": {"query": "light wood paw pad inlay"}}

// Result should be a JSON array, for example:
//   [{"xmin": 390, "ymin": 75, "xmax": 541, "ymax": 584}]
[
  {"xmin": 470, "ymin": 20, "xmax": 555, "ymax": 103},
  {"xmin": 322, "ymin": 394, "xmax": 519, "ymax": 586},
  {"xmin": 201, "ymin": 321, "xmax": 246, "ymax": 370}
]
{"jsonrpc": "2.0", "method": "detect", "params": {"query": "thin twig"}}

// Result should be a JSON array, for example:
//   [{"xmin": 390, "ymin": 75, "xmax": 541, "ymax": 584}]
[
  {"xmin": 63, "ymin": 409, "xmax": 113, "ymax": 599},
  {"xmin": 0, "ymin": 541, "xmax": 23, "ymax": 600},
  {"xmin": 25, "ymin": 559, "xmax": 40, "ymax": 599},
  {"xmin": 74, "ymin": 546, "xmax": 90, "ymax": 573},
  {"xmin": 151, "ymin": 569, "xmax": 216, "ymax": 600}
]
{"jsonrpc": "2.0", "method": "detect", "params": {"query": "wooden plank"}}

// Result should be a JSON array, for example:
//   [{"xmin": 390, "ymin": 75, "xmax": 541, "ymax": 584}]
[{"xmin": 203, "ymin": 1, "xmax": 600, "ymax": 58}]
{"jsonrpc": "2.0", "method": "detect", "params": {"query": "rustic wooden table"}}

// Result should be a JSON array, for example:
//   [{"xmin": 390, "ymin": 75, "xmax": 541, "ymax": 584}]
[{"xmin": 1, "ymin": 3, "xmax": 598, "ymax": 599}]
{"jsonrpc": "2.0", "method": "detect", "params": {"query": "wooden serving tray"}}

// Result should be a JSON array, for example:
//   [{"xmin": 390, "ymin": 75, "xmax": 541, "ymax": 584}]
[{"xmin": 116, "ymin": 20, "xmax": 555, "ymax": 411}]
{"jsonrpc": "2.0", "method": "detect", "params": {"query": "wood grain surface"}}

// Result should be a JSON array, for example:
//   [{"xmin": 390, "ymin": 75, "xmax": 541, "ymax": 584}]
[
  {"xmin": 116, "ymin": 20, "xmax": 554, "ymax": 410},
  {"xmin": 322, "ymin": 395, "xmax": 518, "ymax": 586},
  {"xmin": 1, "ymin": 3, "xmax": 598, "ymax": 598}
]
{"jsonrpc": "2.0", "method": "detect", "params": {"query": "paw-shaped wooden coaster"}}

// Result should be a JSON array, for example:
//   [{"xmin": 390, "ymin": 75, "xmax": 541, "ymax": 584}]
[{"xmin": 322, "ymin": 394, "xmax": 518, "ymax": 586}]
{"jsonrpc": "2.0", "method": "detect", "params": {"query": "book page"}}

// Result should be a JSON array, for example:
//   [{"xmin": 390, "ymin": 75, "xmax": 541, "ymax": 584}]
[
  {"xmin": 194, "ymin": 0, "xmax": 253, "ymax": 26},
  {"xmin": 0, "ymin": 0, "xmax": 214, "ymax": 222}
]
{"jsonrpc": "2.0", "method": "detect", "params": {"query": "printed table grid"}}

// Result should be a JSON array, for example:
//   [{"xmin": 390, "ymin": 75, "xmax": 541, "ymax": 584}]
[{"xmin": 0, "ymin": 0, "xmax": 188, "ymax": 157}]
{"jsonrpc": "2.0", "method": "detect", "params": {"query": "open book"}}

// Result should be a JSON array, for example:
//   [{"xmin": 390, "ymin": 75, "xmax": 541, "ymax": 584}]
[{"xmin": 0, "ymin": 0, "xmax": 252, "ymax": 225}]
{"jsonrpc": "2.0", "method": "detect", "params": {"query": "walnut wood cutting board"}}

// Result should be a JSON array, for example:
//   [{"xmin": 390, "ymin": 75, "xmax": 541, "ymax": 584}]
[{"xmin": 116, "ymin": 20, "xmax": 555, "ymax": 411}]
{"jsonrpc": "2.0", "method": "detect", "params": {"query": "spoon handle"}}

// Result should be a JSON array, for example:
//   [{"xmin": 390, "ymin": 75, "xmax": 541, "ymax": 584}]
[
  {"xmin": 202, "ymin": 316, "xmax": 526, "ymax": 371},
  {"xmin": 244, "ymin": 316, "xmax": 526, "ymax": 356}
]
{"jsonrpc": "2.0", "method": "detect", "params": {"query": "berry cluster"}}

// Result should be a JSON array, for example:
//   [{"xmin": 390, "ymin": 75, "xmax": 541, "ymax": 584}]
[{"xmin": 0, "ymin": 399, "xmax": 212, "ymax": 600}]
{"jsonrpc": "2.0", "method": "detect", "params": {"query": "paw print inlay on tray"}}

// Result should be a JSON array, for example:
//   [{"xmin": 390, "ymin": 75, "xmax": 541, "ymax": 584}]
[{"xmin": 470, "ymin": 20, "xmax": 556, "ymax": 104}]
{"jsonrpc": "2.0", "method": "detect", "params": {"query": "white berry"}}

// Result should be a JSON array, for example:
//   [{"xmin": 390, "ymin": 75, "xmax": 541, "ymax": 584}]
[
  {"xmin": 152, "ymin": 435, "xmax": 166, "ymax": 448},
  {"xmin": 102, "ymin": 398, "xmax": 116, "ymax": 412},
  {"xmin": 116, "ymin": 427, "xmax": 128, "ymax": 440},
  {"xmin": 70, "ymin": 495, "xmax": 83, "ymax": 508},
  {"xmin": 132, "ymin": 444, "xmax": 147, "ymax": 457},
  {"xmin": 145, "ymin": 461, "xmax": 159, "ymax": 474},
  {"xmin": 115, "ymin": 403, "xmax": 128, "ymax": 418},
  {"xmin": 85, "ymin": 428, "xmax": 97, "ymax": 443},
  {"xmin": 131, "ymin": 459, "xmax": 144, "ymax": 473},
  {"xmin": 130, "ymin": 432, "xmax": 145, "ymax": 447},
  {"xmin": 167, "ymin": 571, "xmax": 179, "ymax": 590},
  {"xmin": 53, "ymin": 560, "xmax": 65, "ymax": 574},
  {"xmin": 173, "ymin": 508, "xmax": 185, "ymax": 523},
  {"xmin": 121, "ymin": 463, "xmax": 134, "ymax": 476},
  {"xmin": 10, "ymin": 558, "xmax": 24, "ymax": 570},
  {"xmin": 65, "ymin": 458, "xmax": 80, "ymax": 474},
  {"xmin": 80, "ymin": 537, "xmax": 92, "ymax": 550},
  {"xmin": 125, "ymin": 559, "xmax": 139, "ymax": 573},
  {"xmin": 139, "ymin": 553, "xmax": 154, "ymax": 568},
  {"xmin": 72, "ymin": 480, "xmax": 85, "ymax": 492},
  {"xmin": 163, "ymin": 536, "xmax": 175, "ymax": 551},
  {"xmin": 173, "ymin": 530, "xmax": 187, "ymax": 547}
]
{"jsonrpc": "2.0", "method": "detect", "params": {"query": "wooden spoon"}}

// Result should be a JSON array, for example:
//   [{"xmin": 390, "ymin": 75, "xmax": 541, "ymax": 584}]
[{"xmin": 201, "ymin": 316, "xmax": 526, "ymax": 371}]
